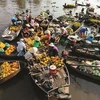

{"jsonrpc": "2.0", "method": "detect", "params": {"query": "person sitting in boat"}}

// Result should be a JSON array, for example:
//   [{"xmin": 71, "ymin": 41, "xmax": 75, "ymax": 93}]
[
  {"xmin": 68, "ymin": 10, "xmax": 72, "ymax": 16},
  {"xmin": 60, "ymin": 27, "xmax": 68, "ymax": 38},
  {"xmin": 24, "ymin": 47, "xmax": 41, "ymax": 64},
  {"xmin": 41, "ymin": 30, "xmax": 51, "ymax": 46},
  {"xmin": 16, "ymin": 12, "xmax": 22, "ymax": 25},
  {"xmin": 49, "ymin": 33, "xmax": 56, "ymax": 43},
  {"xmin": 74, "ymin": 13, "xmax": 79, "ymax": 19},
  {"xmin": 22, "ymin": 24, "xmax": 30, "ymax": 37},
  {"xmin": 11, "ymin": 15, "xmax": 17, "ymax": 25},
  {"xmin": 17, "ymin": 38, "xmax": 26, "ymax": 56},
  {"xmin": 48, "ymin": 43, "xmax": 59, "ymax": 56},
  {"xmin": 79, "ymin": 27, "xmax": 88, "ymax": 38},
  {"xmin": 64, "ymin": 3, "xmax": 67, "ymax": 6},
  {"xmin": 86, "ymin": 34, "xmax": 94, "ymax": 43},
  {"xmin": 81, "ymin": 8, "xmax": 84, "ymax": 14},
  {"xmin": 61, "ymin": 27, "xmax": 68, "ymax": 35},
  {"xmin": 32, "ymin": 36, "xmax": 41, "ymax": 48},
  {"xmin": 30, "ymin": 17, "xmax": 34, "ymax": 28},
  {"xmin": 36, "ymin": 27, "xmax": 44, "ymax": 37},
  {"xmin": 29, "ymin": 28, "xmax": 34, "ymax": 37},
  {"xmin": 61, "ymin": 50, "xmax": 69, "ymax": 62},
  {"xmin": 34, "ymin": 20, "xmax": 39, "ymax": 32}
]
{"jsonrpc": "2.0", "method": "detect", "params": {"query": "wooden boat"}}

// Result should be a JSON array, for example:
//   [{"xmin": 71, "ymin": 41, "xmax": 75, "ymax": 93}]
[
  {"xmin": 70, "ymin": 45, "xmax": 100, "ymax": 60},
  {"xmin": 63, "ymin": 4, "xmax": 77, "ymax": 8},
  {"xmin": 58, "ymin": 20, "xmax": 84, "ymax": 46},
  {"xmin": 28, "ymin": 55, "xmax": 71, "ymax": 100},
  {"xmin": 40, "ymin": 20, "xmax": 49, "ymax": 30},
  {"xmin": 0, "ymin": 60, "xmax": 20, "ymax": 84},
  {"xmin": 2, "ymin": 25, "xmax": 22, "ymax": 41},
  {"xmin": 97, "ymin": 5, "xmax": 100, "ymax": 8},
  {"xmin": 67, "ymin": 25, "xmax": 99, "ymax": 46},
  {"xmin": 64, "ymin": 56, "xmax": 100, "ymax": 83},
  {"xmin": 76, "ymin": 3, "xmax": 90, "ymax": 7},
  {"xmin": 66, "ymin": 20, "xmax": 84, "ymax": 35}
]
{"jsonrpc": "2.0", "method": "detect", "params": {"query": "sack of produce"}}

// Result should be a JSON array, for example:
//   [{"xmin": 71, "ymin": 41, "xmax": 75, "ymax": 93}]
[
  {"xmin": 0, "ymin": 48, "xmax": 4, "ymax": 53},
  {"xmin": 5, "ymin": 43, "xmax": 10, "ymax": 47}
]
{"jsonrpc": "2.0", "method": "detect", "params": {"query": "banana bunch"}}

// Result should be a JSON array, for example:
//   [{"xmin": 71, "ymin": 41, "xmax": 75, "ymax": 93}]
[
  {"xmin": 51, "ymin": 56, "xmax": 64, "ymax": 68},
  {"xmin": 0, "ymin": 61, "xmax": 19, "ymax": 79},
  {"xmin": 40, "ymin": 56, "xmax": 50, "ymax": 66},
  {"xmin": 0, "ymin": 42, "xmax": 5, "ymax": 49},
  {"xmin": 0, "ymin": 62, "xmax": 11, "ymax": 78},
  {"xmin": 5, "ymin": 45, "xmax": 15, "ymax": 55},
  {"xmin": 10, "ymin": 25, "xmax": 20, "ymax": 31}
]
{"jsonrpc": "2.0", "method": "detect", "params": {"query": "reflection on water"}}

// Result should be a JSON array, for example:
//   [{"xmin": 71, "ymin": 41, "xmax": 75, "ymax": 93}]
[
  {"xmin": 16, "ymin": 0, "xmax": 25, "ymax": 9},
  {"xmin": 0, "ymin": 0, "xmax": 6, "ymax": 7},
  {"xmin": 33, "ymin": 0, "xmax": 40, "ymax": 5}
]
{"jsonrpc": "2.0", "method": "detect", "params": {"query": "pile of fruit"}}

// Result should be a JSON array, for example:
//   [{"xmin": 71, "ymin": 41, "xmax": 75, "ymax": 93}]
[
  {"xmin": 0, "ymin": 42, "xmax": 5, "ymax": 49},
  {"xmin": 0, "ymin": 41, "xmax": 16, "ymax": 55},
  {"xmin": 89, "ymin": 18, "xmax": 100, "ymax": 23},
  {"xmin": 65, "ymin": 4, "xmax": 76, "ymax": 8},
  {"xmin": 9, "ymin": 25, "xmax": 21, "ymax": 32},
  {"xmin": 24, "ymin": 38, "xmax": 34, "ymax": 50},
  {"xmin": 66, "ymin": 28, "xmax": 73, "ymax": 34},
  {"xmin": 72, "ymin": 21, "xmax": 81, "ymax": 31},
  {"xmin": 36, "ymin": 53, "xmax": 64, "ymax": 68},
  {"xmin": 51, "ymin": 56, "xmax": 64, "ymax": 68},
  {"xmin": 5, "ymin": 45, "xmax": 15, "ymax": 55},
  {"xmin": 0, "ymin": 61, "xmax": 19, "ymax": 79}
]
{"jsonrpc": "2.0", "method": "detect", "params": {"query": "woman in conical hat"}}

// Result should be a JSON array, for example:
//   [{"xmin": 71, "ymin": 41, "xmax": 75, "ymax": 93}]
[{"xmin": 32, "ymin": 36, "xmax": 41, "ymax": 48}]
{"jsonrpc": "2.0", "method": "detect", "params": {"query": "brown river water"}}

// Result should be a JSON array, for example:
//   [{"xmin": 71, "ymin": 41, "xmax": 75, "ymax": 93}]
[{"xmin": 0, "ymin": 0, "xmax": 100, "ymax": 100}]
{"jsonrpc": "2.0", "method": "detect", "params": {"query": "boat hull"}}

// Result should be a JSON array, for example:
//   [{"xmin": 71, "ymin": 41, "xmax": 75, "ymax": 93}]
[
  {"xmin": 65, "ymin": 62, "xmax": 100, "ymax": 84},
  {"xmin": 63, "ymin": 5, "xmax": 76, "ymax": 8},
  {"xmin": 71, "ymin": 48, "xmax": 100, "ymax": 60},
  {"xmin": 2, "ymin": 25, "xmax": 22, "ymax": 41}
]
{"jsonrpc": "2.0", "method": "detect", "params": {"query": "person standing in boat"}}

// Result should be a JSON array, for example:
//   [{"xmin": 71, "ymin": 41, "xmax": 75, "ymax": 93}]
[
  {"xmin": 79, "ymin": 27, "xmax": 88, "ymax": 38},
  {"xmin": 30, "ymin": 17, "xmax": 34, "ymax": 28},
  {"xmin": 68, "ymin": 10, "xmax": 72, "ymax": 16},
  {"xmin": 17, "ymin": 39, "xmax": 26, "ymax": 56},
  {"xmin": 26, "ymin": 9, "xmax": 29, "ymax": 23}
]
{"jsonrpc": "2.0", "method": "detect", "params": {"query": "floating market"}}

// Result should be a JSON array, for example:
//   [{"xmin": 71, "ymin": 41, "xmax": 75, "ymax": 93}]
[{"xmin": 0, "ymin": 0, "xmax": 100, "ymax": 100}]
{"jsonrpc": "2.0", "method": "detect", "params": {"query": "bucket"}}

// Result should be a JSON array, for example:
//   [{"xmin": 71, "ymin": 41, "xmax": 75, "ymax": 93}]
[{"xmin": 49, "ymin": 65, "xmax": 57, "ymax": 76}]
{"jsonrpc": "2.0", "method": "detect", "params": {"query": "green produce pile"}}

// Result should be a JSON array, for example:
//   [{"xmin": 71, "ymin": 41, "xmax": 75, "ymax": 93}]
[
  {"xmin": 57, "ymin": 15, "xmax": 71, "ymax": 21},
  {"xmin": 66, "ymin": 4, "xmax": 75, "ymax": 7},
  {"xmin": 89, "ymin": 18, "xmax": 100, "ymax": 23},
  {"xmin": 72, "ymin": 22, "xmax": 81, "ymax": 31},
  {"xmin": 78, "ymin": 60, "xmax": 100, "ymax": 77}
]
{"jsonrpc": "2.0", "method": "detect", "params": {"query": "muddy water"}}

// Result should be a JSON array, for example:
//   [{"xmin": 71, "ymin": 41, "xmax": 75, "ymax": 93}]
[{"xmin": 0, "ymin": 0, "xmax": 100, "ymax": 100}]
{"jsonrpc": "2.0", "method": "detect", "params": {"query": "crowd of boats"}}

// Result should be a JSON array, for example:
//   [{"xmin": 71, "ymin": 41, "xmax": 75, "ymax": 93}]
[{"xmin": 1, "ymin": 2, "xmax": 100, "ymax": 100}]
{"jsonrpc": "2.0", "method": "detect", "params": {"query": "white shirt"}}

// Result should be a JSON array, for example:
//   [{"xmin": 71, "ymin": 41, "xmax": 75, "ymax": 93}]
[{"xmin": 17, "ymin": 41, "xmax": 26, "ymax": 52}]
